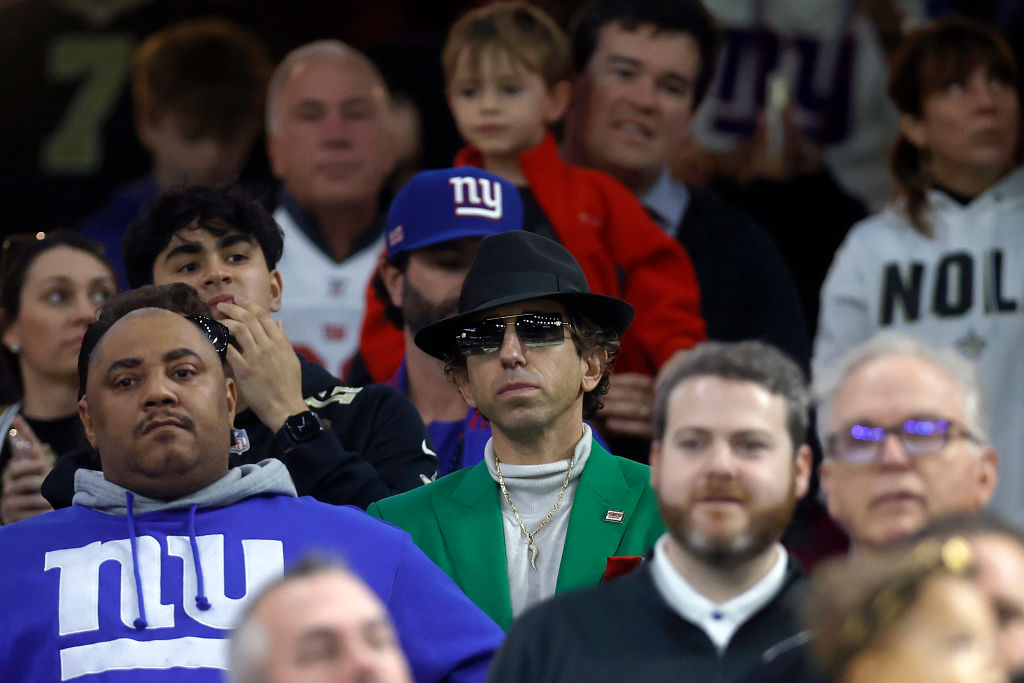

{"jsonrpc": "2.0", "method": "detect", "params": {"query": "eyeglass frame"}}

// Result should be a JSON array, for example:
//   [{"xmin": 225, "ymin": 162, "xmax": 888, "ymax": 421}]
[
  {"xmin": 454, "ymin": 311, "xmax": 577, "ymax": 357},
  {"xmin": 826, "ymin": 417, "xmax": 981, "ymax": 464}
]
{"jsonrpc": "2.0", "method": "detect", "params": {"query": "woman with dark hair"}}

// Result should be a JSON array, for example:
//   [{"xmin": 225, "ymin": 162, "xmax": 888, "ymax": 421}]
[
  {"xmin": 813, "ymin": 18, "xmax": 1024, "ymax": 526},
  {"xmin": 0, "ymin": 230, "xmax": 117, "ymax": 523}
]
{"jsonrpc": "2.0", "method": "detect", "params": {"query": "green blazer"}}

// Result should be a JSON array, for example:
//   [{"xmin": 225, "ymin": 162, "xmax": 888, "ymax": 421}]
[{"xmin": 366, "ymin": 441, "xmax": 665, "ymax": 629}]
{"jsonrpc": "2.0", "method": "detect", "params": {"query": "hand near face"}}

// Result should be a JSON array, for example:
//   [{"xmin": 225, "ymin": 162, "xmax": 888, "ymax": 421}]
[
  {"xmin": 1, "ymin": 416, "xmax": 55, "ymax": 524},
  {"xmin": 598, "ymin": 372, "xmax": 655, "ymax": 439},
  {"xmin": 213, "ymin": 296, "xmax": 308, "ymax": 433}
]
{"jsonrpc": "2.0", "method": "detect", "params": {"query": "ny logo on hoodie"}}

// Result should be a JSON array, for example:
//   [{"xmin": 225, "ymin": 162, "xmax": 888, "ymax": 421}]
[{"xmin": 44, "ymin": 535, "xmax": 283, "ymax": 678}]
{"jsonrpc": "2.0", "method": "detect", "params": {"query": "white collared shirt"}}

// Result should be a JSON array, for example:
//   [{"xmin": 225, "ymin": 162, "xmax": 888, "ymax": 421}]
[
  {"xmin": 650, "ymin": 535, "xmax": 787, "ymax": 652},
  {"xmin": 641, "ymin": 167, "xmax": 691, "ymax": 237}
]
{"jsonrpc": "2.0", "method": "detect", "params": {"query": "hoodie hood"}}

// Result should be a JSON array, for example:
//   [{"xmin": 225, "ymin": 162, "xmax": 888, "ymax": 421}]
[{"xmin": 72, "ymin": 458, "xmax": 297, "ymax": 515}]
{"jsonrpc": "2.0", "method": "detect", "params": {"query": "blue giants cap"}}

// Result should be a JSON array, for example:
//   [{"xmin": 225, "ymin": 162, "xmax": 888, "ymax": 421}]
[{"xmin": 385, "ymin": 167, "xmax": 523, "ymax": 260}]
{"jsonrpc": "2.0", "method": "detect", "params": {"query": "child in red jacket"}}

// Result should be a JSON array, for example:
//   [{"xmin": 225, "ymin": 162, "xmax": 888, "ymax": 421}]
[{"xmin": 359, "ymin": 1, "xmax": 705, "ymax": 443}]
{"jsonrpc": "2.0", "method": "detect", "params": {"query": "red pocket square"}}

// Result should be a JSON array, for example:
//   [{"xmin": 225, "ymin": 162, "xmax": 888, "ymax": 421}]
[{"xmin": 602, "ymin": 556, "xmax": 643, "ymax": 582}]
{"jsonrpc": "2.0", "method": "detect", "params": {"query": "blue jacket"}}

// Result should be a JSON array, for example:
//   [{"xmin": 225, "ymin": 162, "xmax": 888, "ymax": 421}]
[{"xmin": 0, "ymin": 461, "xmax": 501, "ymax": 682}]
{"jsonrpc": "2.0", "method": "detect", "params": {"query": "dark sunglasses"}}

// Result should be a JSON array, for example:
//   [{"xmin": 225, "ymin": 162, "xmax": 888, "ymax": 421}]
[
  {"xmin": 455, "ymin": 312, "xmax": 574, "ymax": 356},
  {"xmin": 186, "ymin": 313, "xmax": 231, "ymax": 359}
]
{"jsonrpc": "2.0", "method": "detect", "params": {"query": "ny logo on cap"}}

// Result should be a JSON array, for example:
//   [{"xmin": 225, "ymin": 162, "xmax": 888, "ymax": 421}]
[{"xmin": 449, "ymin": 176, "xmax": 502, "ymax": 220}]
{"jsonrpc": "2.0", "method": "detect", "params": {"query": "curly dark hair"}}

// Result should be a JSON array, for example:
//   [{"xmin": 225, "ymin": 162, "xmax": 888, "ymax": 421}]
[
  {"xmin": 122, "ymin": 185, "xmax": 283, "ymax": 289},
  {"xmin": 443, "ymin": 306, "xmax": 620, "ymax": 420}
]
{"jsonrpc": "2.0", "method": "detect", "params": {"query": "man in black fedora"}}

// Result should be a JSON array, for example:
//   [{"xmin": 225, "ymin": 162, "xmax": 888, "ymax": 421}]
[{"xmin": 367, "ymin": 231, "xmax": 665, "ymax": 630}]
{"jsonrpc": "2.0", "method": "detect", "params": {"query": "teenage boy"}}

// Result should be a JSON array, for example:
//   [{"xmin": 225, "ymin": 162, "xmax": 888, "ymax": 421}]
[
  {"xmin": 80, "ymin": 18, "xmax": 272, "ymax": 286},
  {"xmin": 44, "ymin": 186, "xmax": 434, "ymax": 510},
  {"xmin": 358, "ymin": 1, "xmax": 706, "ymax": 451}
]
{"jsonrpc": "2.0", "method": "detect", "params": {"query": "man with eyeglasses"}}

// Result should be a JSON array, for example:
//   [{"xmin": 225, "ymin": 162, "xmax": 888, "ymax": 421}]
[
  {"xmin": 817, "ymin": 332, "xmax": 999, "ymax": 553},
  {"xmin": 367, "ymin": 230, "xmax": 664, "ymax": 629}
]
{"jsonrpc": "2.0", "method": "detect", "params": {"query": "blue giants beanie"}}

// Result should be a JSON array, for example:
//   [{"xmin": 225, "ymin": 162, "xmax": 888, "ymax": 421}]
[{"xmin": 385, "ymin": 167, "xmax": 523, "ymax": 260}]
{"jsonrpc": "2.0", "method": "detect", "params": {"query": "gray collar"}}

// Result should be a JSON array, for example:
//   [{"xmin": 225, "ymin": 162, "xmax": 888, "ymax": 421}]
[
  {"xmin": 73, "ymin": 458, "xmax": 297, "ymax": 515},
  {"xmin": 641, "ymin": 167, "xmax": 690, "ymax": 237}
]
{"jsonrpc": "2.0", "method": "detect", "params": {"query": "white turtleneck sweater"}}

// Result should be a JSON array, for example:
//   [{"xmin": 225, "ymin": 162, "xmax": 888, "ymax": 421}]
[{"xmin": 484, "ymin": 424, "xmax": 593, "ymax": 618}]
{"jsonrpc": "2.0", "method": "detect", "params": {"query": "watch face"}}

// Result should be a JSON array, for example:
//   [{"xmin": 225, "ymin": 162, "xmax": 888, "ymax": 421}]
[{"xmin": 287, "ymin": 410, "xmax": 324, "ymax": 442}]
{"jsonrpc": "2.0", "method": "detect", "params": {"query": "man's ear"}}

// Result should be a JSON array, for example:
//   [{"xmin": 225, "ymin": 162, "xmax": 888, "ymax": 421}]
[
  {"xmin": 453, "ymin": 367, "xmax": 477, "ymax": 409},
  {"xmin": 135, "ymin": 108, "xmax": 159, "ymax": 154},
  {"xmin": 544, "ymin": 80, "xmax": 573, "ymax": 126},
  {"xmin": 974, "ymin": 446, "xmax": 999, "ymax": 509},
  {"xmin": 379, "ymin": 257, "xmax": 404, "ymax": 309},
  {"xmin": 224, "ymin": 376, "xmax": 238, "ymax": 422},
  {"xmin": 268, "ymin": 269, "xmax": 283, "ymax": 313},
  {"xmin": 649, "ymin": 440, "xmax": 662, "ymax": 490},
  {"xmin": 78, "ymin": 396, "xmax": 97, "ymax": 448},
  {"xmin": 794, "ymin": 444, "xmax": 813, "ymax": 500},
  {"xmin": 580, "ymin": 348, "xmax": 604, "ymax": 393},
  {"xmin": 819, "ymin": 459, "xmax": 842, "ymax": 521}
]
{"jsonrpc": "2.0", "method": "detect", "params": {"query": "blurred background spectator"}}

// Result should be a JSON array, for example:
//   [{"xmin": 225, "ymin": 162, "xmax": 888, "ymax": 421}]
[{"xmin": 0, "ymin": 230, "xmax": 116, "ymax": 524}]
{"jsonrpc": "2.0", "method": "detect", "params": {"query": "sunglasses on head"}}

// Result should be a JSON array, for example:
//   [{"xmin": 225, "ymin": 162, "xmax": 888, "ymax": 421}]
[
  {"xmin": 455, "ymin": 312, "xmax": 575, "ymax": 356},
  {"xmin": 186, "ymin": 313, "xmax": 231, "ymax": 360}
]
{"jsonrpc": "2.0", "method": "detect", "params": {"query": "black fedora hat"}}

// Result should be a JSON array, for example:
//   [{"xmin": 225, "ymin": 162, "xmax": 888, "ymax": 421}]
[{"xmin": 415, "ymin": 231, "xmax": 635, "ymax": 359}]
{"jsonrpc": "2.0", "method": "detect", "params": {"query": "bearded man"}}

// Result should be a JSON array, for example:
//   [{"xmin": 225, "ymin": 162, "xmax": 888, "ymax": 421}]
[
  {"xmin": 369, "ymin": 167, "xmax": 522, "ymax": 476},
  {"xmin": 487, "ymin": 341, "xmax": 815, "ymax": 682}
]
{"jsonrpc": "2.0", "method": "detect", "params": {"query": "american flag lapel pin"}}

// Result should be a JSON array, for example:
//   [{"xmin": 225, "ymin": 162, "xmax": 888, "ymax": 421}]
[{"xmin": 604, "ymin": 510, "xmax": 624, "ymax": 523}]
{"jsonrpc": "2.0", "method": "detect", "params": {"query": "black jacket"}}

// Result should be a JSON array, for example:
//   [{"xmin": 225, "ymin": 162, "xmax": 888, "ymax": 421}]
[
  {"xmin": 677, "ymin": 186, "xmax": 811, "ymax": 375},
  {"xmin": 42, "ymin": 356, "xmax": 434, "ymax": 510},
  {"xmin": 488, "ymin": 558, "xmax": 818, "ymax": 683}
]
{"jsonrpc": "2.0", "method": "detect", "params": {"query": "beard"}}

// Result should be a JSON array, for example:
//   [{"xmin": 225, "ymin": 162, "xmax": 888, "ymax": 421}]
[
  {"xmin": 658, "ymin": 475, "xmax": 799, "ymax": 570},
  {"xmin": 401, "ymin": 278, "xmax": 460, "ymax": 335}
]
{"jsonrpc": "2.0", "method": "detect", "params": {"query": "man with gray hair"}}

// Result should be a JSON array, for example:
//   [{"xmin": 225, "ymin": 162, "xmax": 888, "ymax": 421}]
[
  {"xmin": 265, "ymin": 40, "xmax": 396, "ymax": 376},
  {"xmin": 817, "ymin": 332, "xmax": 999, "ymax": 553},
  {"xmin": 488, "ymin": 341, "xmax": 814, "ymax": 681},
  {"xmin": 230, "ymin": 556, "xmax": 413, "ymax": 683}
]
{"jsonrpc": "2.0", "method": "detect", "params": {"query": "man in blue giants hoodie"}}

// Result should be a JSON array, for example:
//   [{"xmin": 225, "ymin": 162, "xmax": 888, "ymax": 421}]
[{"xmin": 0, "ymin": 285, "xmax": 502, "ymax": 682}]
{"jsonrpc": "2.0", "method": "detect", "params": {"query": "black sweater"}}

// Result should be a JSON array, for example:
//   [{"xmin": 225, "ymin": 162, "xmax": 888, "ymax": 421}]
[{"xmin": 488, "ymin": 559, "xmax": 818, "ymax": 683}]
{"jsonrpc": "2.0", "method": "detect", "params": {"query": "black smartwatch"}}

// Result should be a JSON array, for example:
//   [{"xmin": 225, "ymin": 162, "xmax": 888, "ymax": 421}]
[{"xmin": 274, "ymin": 409, "xmax": 325, "ymax": 451}]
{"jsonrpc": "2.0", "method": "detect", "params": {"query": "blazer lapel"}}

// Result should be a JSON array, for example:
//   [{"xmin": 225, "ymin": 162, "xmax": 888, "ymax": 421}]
[
  {"xmin": 431, "ymin": 464, "xmax": 513, "ymax": 627},
  {"xmin": 557, "ymin": 443, "xmax": 646, "ymax": 593}
]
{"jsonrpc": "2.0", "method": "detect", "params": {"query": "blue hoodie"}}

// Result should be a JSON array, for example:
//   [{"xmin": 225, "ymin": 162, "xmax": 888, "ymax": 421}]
[{"xmin": 0, "ymin": 460, "xmax": 501, "ymax": 681}]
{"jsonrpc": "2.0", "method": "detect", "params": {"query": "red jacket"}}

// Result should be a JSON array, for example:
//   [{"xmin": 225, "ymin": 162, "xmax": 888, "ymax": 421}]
[{"xmin": 357, "ymin": 134, "xmax": 705, "ymax": 381}]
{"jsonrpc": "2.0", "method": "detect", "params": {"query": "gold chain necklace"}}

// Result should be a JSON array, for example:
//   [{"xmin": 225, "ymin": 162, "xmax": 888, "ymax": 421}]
[{"xmin": 494, "ymin": 451, "xmax": 576, "ymax": 571}]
